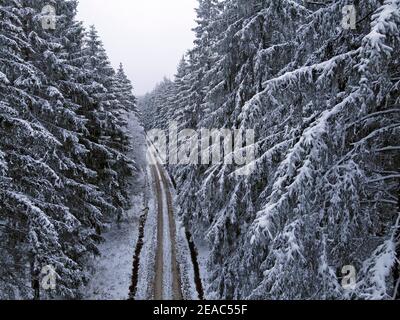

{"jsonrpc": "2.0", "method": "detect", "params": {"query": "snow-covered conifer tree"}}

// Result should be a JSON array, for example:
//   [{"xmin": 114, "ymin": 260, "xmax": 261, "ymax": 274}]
[{"xmin": 141, "ymin": 0, "xmax": 400, "ymax": 300}]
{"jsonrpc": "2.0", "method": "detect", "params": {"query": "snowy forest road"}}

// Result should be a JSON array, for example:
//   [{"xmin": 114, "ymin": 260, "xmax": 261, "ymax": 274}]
[
  {"xmin": 150, "ymin": 153, "xmax": 183, "ymax": 300},
  {"xmin": 131, "ymin": 139, "xmax": 201, "ymax": 301},
  {"xmin": 152, "ymin": 164, "xmax": 164, "ymax": 300}
]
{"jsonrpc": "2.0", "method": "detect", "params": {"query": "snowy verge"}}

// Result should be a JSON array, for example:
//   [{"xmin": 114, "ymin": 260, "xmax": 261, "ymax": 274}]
[
  {"xmin": 194, "ymin": 239, "xmax": 211, "ymax": 299},
  {"xmin": 82, "ymin": 200, "xmax": 141, "ymax": 300},
  {"xmin": 135, "ymin": 162, "xmax": 157, "ymax": 300}
]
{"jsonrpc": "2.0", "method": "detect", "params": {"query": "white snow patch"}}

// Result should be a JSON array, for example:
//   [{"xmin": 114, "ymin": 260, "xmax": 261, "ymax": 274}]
[
  {"xmin": 189, "ymin": 236, "xmax": 210, "ymax": 300},
  {"xmin": 83, "ymin": 202, "xmax": 141, "ymax": 300},
  {"xmin": 135, "ymin": 164, "xmax": 158, "ymax": 300}
]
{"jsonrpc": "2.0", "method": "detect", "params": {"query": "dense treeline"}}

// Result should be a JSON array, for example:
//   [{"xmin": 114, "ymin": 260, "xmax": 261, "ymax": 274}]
[
  {"xmin": 140, "ymin": 0, "xmax": 400, "ymax": 299},
  {"xmin": 0, "ymin": 0, "xmax": 139, "ymax": 299}
]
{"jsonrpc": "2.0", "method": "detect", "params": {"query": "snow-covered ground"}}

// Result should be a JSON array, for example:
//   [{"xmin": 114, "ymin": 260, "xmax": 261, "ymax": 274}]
[
  {"xmin": 195, "ymin": 240, "xmax": 210, "ymax": 299},
  {"xmin": 83, "ymin": 202, "xmax": 141, "ymax": 300},
  {"xmin": 135, "ymin": 164, "xmax": 157, "ymax": 300},
  {"xmin": 167, "ymin": 175, "xmax": 200, "ymax": 300}
]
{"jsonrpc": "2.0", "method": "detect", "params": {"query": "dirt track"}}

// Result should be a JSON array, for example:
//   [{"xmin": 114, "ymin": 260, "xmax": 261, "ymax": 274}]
[
  {"xmin": 152, "ymin": 165, "xmax": 164, "ymax": 299},
  {"xmin": 152, "ymin": 163, "xmax": 183, "ymax": 300}
]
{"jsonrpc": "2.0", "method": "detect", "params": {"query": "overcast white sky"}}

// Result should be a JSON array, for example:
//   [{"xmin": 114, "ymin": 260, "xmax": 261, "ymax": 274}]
[{"xmin": 77, "ymin": 0, "xmax": 197, "ymax": 95}]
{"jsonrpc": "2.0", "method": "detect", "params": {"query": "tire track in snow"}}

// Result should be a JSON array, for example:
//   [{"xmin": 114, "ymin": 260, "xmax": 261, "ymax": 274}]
[
  {"xmin": 152, "ymin": 164, "xmax": 164, "ymax": 300},
  {"xmin": 157, "ymin": 163, "xmax": 183, "ymax": 300},
  {"xmin": 146, "ymin": 140, "xmax": 202, "ymax": 300}
]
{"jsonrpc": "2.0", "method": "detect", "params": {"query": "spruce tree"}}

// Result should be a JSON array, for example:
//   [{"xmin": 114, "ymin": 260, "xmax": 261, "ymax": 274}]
[
  {"xmin": 0, "ymin": 1, "xmax": 140, "ymax": 299},
  {"xmin": 141, "ymin": 0, "xmax": 400, "ymax": 300}
]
